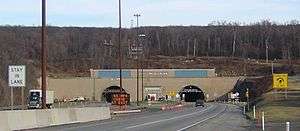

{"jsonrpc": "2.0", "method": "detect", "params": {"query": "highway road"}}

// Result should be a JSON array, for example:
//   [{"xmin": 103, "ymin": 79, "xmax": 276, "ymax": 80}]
[{"xmin": 31, "ymin": 103, "xmax": 251, "ymax": 131}]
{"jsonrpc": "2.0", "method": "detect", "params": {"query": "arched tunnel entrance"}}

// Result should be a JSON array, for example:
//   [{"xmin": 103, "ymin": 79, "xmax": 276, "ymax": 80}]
[
  {"xmin": 179, "ymin": 85, "xmax": 205, "ymax": 102},
  {"xmin": 102, "ymin": 86, "xmax": 130, "ymax": 104},
  {"xmin": 233, "ymin": 79, "xmax": 258, "ymax": 102}
]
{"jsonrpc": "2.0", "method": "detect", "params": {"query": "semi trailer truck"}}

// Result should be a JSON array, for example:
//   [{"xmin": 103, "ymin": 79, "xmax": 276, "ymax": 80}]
[{"xmin": 28, "ymin": 89, "xmax": 54, "ymax": 109}]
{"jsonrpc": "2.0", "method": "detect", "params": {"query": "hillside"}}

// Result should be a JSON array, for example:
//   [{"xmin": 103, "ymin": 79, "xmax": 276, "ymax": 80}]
[{"xmin": 1, "ymin": 22, "xmax": 300, "ymax": 106}]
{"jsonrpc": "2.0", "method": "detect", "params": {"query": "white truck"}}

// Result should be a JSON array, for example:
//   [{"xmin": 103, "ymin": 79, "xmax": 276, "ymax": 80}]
[{"xmin": 28, "ymin": 89, "xmax": 54, "ymax": 109}]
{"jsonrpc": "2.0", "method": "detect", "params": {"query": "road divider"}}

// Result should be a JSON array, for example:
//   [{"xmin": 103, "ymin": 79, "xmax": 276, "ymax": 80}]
[
  {"xmin": 113, "ymin": 110, "xmax": 141, "ymax": 114},
  {"xmin": 0, "ymin": 107, "xmax": 110, "ymax": 131},
  {"xmin": 161, "ymin": 104, "xmax": 183, "ymax": 111},
  {"xmin": 6, "ymin": 110, "xmax": 37, "ymax": 130}
]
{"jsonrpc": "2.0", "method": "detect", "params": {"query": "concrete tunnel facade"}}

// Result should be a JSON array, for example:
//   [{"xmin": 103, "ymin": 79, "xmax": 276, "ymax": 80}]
[{"xmin": 48, "ymin": 69, "xmax": 240, "ymax": 102}]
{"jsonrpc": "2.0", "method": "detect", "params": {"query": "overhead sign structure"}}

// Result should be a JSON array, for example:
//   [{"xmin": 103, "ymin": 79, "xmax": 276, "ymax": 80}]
[
  {"xmin": 8, "ymin": 65, "xmax": 26, "ymax": 87},
  {"xmin": 273, "ymin": 74, "xmax": 288, "ymax": 89}
]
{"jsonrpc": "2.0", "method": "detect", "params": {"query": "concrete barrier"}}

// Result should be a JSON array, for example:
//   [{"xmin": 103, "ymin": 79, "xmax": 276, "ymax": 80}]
[
  {"xmin": 35, "ymin": 109, "xmax": 52, "ymax": 127},
  {"xmin": 6, "ymin": 110, "xmax": 37, "ymax": 130},
  {"xmin": 50, "ymin": 108, "xmax": 74, "ymax": 125},
  {"xmin": 74, "ymin": 107, "xmax": 111, "ymax": 122},
  {"xmin": 0, "ymin": 112, "xmax": 9, "ymax": 131},
  {"xmin": 0, "ymin": 107, "xmax": 111, "ymax": 131},
  {"xmin": 69, "ymin": 108, "xmax": 78, "ymax": 122},
  {"xmin": 101, "ymin": 107, "xmax": 111, "ymax": 119}
]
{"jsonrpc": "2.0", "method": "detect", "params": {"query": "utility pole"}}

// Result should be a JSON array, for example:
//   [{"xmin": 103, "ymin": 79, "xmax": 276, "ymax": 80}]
[
  {"xmin": 139, "ymin": 34, "xmax": 146, "ymax": 102},
  {"xmin": 232, "ymin": 29, "xmax": 236, "ymax": 57},
  {"xmin": 134, "ymin": 14, "xmax": 141, "ymax": 105},
  {"xmin": 193, "ymin": 39, "xmax": 196, "ymax": 57},
  {"xmin": 265, "ymin": 38, "xmax": 269, "ymax": 63},
  {"xmin": 187, "ymin": 39, "xmax": 190, "ymax": 58},
  {"xmin": 272, "ymin": 60, "xmax": 274, "ymax": 74},
  {"xmin": 104, "ymin": 40, "xmax": 113, "ymax": 57},
  {"xmin": 130, "ymin": 19, "xmax": 134, "ymax": 29},
  {"xmin": 41, "ymin": 0, "xmax": 47, "ymax": 109},
  {"xmin": 246, "ymin": 88, "xmax": 249, "ymax": 111},
  {"xmin": 118, "ymin": 0, "xmax": 123, "ymax": 92}
]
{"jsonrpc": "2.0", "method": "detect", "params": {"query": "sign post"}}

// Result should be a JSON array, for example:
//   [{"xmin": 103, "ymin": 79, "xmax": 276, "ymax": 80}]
[
  {"xmin": 21, "ymin": 86, "xmax": 24, "ymax": 109},
  {"xmin": 8, "ymin": 65, "xmax": 26, "ymax": 110},
  {"xmin": 273, "ymin": 74, "xmax": 288, "ymax": 99},
  {"xmin": 246, "ymin": 88, "xmax": 249, "ymax": 111},
  {"xmin": 10, "ymin": 87, "xmax": 13, "ymax": 110}
]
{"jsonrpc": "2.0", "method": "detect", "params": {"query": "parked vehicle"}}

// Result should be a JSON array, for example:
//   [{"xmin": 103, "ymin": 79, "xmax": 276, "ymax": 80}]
[
  {"xmin": 195, "ymin": 99, "xmax": 204, "ymax": 107},
  {"xmin": 68, "ymin": 96, "xmax": 85, "ymax": 102},
  {"xmin": 28, "ymin": 90, "xmax": 54, "ymax": 109}
]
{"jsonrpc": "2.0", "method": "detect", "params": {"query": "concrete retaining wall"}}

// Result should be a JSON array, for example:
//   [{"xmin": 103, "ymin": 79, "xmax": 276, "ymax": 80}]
[{"xmin": 0, "ymin": 107, "xmax": 110, "ymax": 131}]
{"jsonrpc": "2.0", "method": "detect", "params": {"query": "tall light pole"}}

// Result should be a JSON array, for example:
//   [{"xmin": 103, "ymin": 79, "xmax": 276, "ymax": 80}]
[
  {"xmin": 118, "ymin": 0, "xmax": 123, "ymax": 91},
  {"xmin": 134, "ymin": 14, "xmax": 141, "ymax": 105},
  {"xmin": 41, "ymin": 0, "xmax": 47, "ymax": 109},
  {"xmin": 139, "ymin": 34, "xmax": 146, "ymax": 102}
]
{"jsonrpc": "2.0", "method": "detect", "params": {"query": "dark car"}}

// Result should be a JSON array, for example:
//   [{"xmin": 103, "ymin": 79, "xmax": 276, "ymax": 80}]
[{"xmin": 195, "ymin": 99, "xmax": 204, "ymax": 107}]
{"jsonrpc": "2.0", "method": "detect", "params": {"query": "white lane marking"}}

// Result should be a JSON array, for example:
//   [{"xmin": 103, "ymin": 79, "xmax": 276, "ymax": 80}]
[
  {"xmin": 124, "ymin": 105, "xmax": 215, "ymax": 129},
  {"xmin": 176, "ymin": 105, "xmax": 227, "ymax": 131},
  {"xmin": 55, "ymin": 104, "xmax": 213, "ymax": 131},
  {"xmin": 62, "ymin": 105, "xmax": 206, "ymax": 131}
]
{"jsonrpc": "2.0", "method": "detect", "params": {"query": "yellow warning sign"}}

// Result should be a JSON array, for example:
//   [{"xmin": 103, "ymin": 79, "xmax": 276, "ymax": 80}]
[
  {"xmin": 168, "ymin": 91, "xmax": 177, "ymax": 97},
  {"xmin": 273, "ymin": 74, "xmax": 288, "ymax": 89}
]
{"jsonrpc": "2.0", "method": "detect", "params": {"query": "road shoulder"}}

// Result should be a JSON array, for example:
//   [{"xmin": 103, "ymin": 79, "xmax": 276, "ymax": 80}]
[{"xmin": 188, "ymin": 104, "xmax": 251, "ymax": 131}]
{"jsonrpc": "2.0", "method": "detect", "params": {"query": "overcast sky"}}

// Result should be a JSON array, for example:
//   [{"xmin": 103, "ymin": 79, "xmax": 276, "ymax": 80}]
[{"xmin": 0, "ymin": 0, "xmax": 299, "ymax": 27}]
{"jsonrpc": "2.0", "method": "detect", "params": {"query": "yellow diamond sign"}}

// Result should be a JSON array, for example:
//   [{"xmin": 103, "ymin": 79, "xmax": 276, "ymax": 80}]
[{"xmin": 273, "ymin": 74, "xmax": 288, "ymax": 89}]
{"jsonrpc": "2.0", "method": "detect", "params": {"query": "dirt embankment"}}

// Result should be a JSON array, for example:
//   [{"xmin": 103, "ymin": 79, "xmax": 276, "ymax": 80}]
[{"xmin": 50, "ymin": 55, "xmax": 299, "ymax": 78}]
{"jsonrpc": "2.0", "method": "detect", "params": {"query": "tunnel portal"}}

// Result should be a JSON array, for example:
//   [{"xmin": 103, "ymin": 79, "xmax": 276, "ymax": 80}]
[
  {"xmin": 102, "ymin": 86, "xmax": 129, "ymax": 103},
  {"xmin": 179, "ymin": 85, "xmax": 205, "ymax": 102}
]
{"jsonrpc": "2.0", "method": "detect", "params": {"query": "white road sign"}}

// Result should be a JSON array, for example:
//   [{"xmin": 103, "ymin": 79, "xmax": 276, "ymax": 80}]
[{"xmin": 8, "ymin": 65, "xmax": 26, "ymax": 87}]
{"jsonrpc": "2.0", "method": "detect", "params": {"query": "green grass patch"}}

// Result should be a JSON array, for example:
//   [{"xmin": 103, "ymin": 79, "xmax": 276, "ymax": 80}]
[{"xmin": 251, "ymin": 75, "xmax": 300, "ymax": 123}]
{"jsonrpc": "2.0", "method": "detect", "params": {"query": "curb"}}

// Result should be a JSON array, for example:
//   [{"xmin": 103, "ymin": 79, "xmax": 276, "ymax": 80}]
[
  {"xmin": 113, "ymin": 110, "xmax": 141, "ymax": 114},
  {"xmin": 161, "ymin": 104, "xmax": 183, "ymax": 111}
]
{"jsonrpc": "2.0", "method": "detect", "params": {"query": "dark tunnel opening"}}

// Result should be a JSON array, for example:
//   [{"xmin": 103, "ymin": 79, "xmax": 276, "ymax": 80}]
[
  {"xmin": 179, "ymin": 85, "xmax": 205, "ymax": 102},
  {"xmin": 102, "ymin": 86, "xmax": 129, "ymax": 103},
  {"xmin": 233, "ymin": 79, "xmax": 257, "ymax": 102}
]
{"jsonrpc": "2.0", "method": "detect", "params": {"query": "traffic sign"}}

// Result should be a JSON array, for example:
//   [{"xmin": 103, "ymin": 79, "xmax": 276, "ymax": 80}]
[
  {"xmin": 273, "ymin": 74, "xmax": 288, "ymax": 89},
  {"xmin": 168, "ymin": 91, "xmax": 176, "ymax": 97},
  {"xmin": 8, "ymin": 65, "xmax": 26, "ymax": 87}
]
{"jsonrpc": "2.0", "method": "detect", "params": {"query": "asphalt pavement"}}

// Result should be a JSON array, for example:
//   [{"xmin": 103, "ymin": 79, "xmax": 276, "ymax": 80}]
[{"xmin": 29, "ymin": 103, "xmax": 251, "ymax": 131}]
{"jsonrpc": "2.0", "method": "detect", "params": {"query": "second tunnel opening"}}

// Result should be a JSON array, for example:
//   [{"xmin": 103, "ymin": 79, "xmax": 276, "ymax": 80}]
[{"xmin": 179, "ymin": 85, "xmax": 205, "ymax": 102}]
